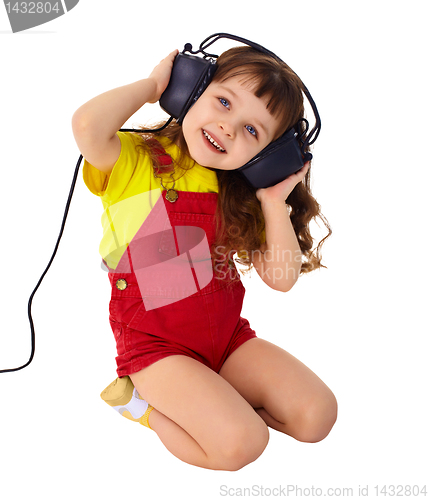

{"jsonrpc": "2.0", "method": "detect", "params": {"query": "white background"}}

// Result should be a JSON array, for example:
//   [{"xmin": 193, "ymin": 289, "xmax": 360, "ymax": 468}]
[{"xmin": 1, "ymin": 1, "xmax": 428, "ymax": 499}]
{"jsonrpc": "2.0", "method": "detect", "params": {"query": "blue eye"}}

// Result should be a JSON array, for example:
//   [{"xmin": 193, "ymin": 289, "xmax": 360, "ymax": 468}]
[
  {"xmin": 246, "ymin": 125, "xmax": 257, "ymax": 137},
  {"xmin": 219, "ymin": 97, "xmax": 230, "ymax": 108}
]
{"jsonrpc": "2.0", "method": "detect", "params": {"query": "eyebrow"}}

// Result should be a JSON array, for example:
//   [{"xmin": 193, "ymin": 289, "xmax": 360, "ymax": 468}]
[
  {"xmin": 218, "ymin": 85, "xmax": 239, "ymax": 100},
  {"xmin": 217, "ymin": 85, "xmax": 270, "ymax": 138}
]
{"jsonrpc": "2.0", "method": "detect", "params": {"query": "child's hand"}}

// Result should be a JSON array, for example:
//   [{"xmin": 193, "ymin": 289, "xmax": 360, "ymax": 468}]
[
  {"xmin": 147, "ymin": 49, "xmax": 179, "ymax": 103},
  {"xmin": 256, "ymin": 162, "xmax": 310, "ymax": 206}
]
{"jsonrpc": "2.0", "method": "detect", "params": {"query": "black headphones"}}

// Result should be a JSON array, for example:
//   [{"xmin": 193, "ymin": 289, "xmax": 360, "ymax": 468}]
[
  {"xmin": 159, "ymin": 33, "xmax": 321, "ymax": 189},
  {"xmin": 0, "ymin": 33, "xmax": 320, "ymax": 373}
]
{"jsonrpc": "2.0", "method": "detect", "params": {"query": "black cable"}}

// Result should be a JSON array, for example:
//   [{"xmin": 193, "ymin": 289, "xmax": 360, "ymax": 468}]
[
  {"xmin": 0, "ymin": 153, "xmax": 82, "ymax": 373},
  {"xmin": 0, "ymin": 120, "xmax": 172, "ymax": 373}
]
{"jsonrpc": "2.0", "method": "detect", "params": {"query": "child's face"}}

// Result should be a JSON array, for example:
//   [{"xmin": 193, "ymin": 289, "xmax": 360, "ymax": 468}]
[{"xmin": 182, "ymin": 76, "xmax": 282, "ymax": 170}]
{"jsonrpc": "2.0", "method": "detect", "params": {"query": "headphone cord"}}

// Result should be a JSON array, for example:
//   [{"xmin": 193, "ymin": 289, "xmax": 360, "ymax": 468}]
[
  {"xmin": 0, "ymin": 119, "xmax": 172, "ymax": 374},
  {"xmin": 0, "ymin": 153, "xmax": 82, "ymax": 374}
]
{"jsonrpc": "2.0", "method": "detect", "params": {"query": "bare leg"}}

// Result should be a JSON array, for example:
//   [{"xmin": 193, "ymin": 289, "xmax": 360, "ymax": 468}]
[
  {"xmin": 129, "ymin": 355, "xmax": 269, "ymax": 471},
  {"xmin": 219, "ymin": 338, "xmax": 337, "ymax": 443}
]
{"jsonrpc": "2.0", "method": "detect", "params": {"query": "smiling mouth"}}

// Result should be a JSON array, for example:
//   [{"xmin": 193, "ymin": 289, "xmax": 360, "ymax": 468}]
[{"xmin": 202, "ymin": 130, "xmax": 226, "ymax": 153}]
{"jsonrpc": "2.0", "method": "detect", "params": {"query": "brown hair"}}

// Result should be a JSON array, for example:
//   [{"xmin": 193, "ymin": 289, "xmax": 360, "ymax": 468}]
[{"xmin": 138, "ymin": 46, "xmax": 331, "ymax": 274}]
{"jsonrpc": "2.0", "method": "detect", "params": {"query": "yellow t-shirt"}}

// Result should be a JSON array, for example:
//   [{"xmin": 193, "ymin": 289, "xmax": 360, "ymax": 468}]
[{"xmin": 83, "ymin": 132, "xmax": 219, "ymax": 269}]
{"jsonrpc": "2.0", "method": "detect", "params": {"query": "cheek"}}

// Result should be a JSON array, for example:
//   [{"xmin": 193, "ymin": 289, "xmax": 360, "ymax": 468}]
[
  {"xmin": 181, "ymin": 97, "xmax": 212, "ymax": 147},
  {"xmin": 181, "ymin": 113, "xmax": 194, "ymax": 147},
  {"xmin": 181, "ymin": 102, "xmax": 201, "ymax": 136}
]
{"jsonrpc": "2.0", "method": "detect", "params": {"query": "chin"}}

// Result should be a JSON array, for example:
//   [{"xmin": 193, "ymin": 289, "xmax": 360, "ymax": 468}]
[
  {"xmin": 189, "ymin": 151, "xmax": 210, "ymax": 167},
  {"xmin": 186, "ymin": 145, "xmax": 213, "ymax": 168}
]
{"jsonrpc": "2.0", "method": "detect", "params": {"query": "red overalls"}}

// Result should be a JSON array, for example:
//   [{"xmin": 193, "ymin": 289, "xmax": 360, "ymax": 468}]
[{"xmin": 107, "ymin": 145, "xmax": 257, "ymax": 378}]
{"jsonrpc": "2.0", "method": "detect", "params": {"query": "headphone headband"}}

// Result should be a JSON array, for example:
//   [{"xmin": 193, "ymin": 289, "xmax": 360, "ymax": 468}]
[{"xmin": 190, "ymin": 33, "xmax": 281, "ymax": 62}]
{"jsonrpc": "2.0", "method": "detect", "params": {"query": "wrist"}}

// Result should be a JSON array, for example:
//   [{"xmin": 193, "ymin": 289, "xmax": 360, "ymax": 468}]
[
  {"xmin": 260, "ymin": 198, "xmax": 289, "ymax": 213},
  {"xmin": 137, "ymin": 77, "xmax": 159, "ymax": 104}
]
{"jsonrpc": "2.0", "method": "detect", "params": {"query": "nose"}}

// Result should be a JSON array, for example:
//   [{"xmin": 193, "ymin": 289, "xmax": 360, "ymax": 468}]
[{"xmin": 218, "ymin": 120, "xmax": 236, "ymax": 139}]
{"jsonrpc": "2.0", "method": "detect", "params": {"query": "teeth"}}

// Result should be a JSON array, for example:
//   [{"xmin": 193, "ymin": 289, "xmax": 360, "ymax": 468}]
[{"xmin": 203, "ymin": 130, "xmax": 225, "ymax": 152}]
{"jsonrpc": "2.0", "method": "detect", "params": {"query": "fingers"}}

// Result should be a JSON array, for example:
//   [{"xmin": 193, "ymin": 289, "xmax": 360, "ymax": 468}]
[
  {"xmin": 289, "ymin": 162, "xmax": 309, "ymax": 184},
  {"xmin": 256, "ymin": 162, "xmax": 310, "ymax": 204},
  {"xmin": 147, "ymin": 49, "xmax": 179, "ymax": 103},
  {"xmin": 296, "ymin": 161, "xmax": 310, "ymax": 179},
  {"xmin": 168, "ymin": 48, "xmax": 179, "ymax": 59},
  {"xmin": 160, "ymin": 49, "xmax": 179, "ymax": 65}
]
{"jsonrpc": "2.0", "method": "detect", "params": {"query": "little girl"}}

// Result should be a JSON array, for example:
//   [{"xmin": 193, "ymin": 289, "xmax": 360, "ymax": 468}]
[{"xmin": 72, "ymin": 43, "xmax": 337, "ymax": 471}]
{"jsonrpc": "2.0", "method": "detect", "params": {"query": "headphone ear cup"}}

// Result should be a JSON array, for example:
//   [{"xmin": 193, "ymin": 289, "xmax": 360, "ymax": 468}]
[
  {"xmin": 237, "ymin": 130, "xmax": 306, "ymax": 189},
  {"xmin": 159, "ymin": 53, "xmax": 217, "ymax": 124}
]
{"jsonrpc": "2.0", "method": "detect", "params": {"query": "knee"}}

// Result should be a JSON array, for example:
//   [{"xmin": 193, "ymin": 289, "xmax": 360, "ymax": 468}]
[
  {"xmin": 293, "ymin": 391, "xmax": 338, "ymax": 444},
  {"xmin": 218, "ymin": 418, "xmax": 269, "ymax": 471}
]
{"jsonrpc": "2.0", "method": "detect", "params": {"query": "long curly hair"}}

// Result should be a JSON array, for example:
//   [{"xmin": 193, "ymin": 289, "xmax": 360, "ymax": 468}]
[{"xmin": 137, "ymin": 46, "xmax": 331, "ymax": 274}]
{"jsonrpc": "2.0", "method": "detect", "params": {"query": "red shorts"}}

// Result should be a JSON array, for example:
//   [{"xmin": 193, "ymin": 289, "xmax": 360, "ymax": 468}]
[{"xmin": 109, "ymin": 274, "xmax": 256, "ymax": 377}]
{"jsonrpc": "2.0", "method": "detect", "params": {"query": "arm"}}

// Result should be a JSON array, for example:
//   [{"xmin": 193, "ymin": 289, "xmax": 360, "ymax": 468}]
[
  {"xmin": 252, "ymin": 163, "xmax": 310, "ymax": 292},
  {"xmin": 71, "ymin": 49, "xmax": 178, "ymax": 174}
]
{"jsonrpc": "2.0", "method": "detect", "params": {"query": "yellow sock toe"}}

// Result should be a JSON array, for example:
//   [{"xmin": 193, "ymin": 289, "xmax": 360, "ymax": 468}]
[
  {"xmin": 100, "ymin": 377, "xmax": 153, "ymax": 429},
  {"xmin": 100, "ymin": 376, "xmax": 134, "ymax": 406}
]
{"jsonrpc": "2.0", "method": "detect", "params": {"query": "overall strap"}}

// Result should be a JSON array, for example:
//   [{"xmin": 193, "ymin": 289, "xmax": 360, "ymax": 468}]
[
  {"xmin": 146, "ymin": 138, "xmax": 174, "ymax": 169},
  {"xmin": 146, "ymin": 137, "xmax": 178, "ymax": 202}
]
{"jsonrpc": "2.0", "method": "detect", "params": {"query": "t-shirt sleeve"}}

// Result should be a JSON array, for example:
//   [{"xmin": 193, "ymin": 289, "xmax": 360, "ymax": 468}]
[{"xmin": 82, "ymin": 132, "xmax": 143, "ymax": 204}]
